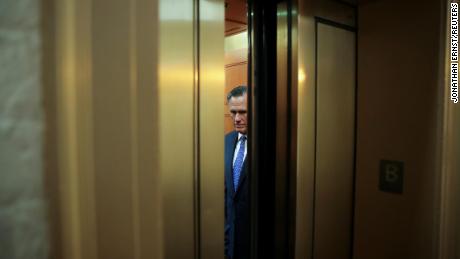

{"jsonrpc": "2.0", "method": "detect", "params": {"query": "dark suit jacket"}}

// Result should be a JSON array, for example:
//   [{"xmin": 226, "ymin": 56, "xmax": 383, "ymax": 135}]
[{"xmin": 225, "ymin": 131, "xmax": 250, "ymax": 259}]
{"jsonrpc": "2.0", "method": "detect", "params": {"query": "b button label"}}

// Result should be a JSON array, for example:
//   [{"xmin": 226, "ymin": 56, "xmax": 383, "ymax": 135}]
[{"xmin": 379, "ymin": 160, "xmax": 404, "ymax": 194}]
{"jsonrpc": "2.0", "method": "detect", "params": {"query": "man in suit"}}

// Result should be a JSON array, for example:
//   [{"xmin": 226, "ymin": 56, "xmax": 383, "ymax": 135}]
[{"xmin": 225, "ymin": 85, "xmax": 250, "ymax": 259}]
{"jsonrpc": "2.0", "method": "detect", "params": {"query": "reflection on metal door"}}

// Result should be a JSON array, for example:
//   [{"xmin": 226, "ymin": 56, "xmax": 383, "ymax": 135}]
[
  {"xmin": 50, "ymin": 0, "xmax": 224, "ymax": 258},
  {"xmin": 314, "ymin": 21, "xmax": 356, "ymax": 259}
]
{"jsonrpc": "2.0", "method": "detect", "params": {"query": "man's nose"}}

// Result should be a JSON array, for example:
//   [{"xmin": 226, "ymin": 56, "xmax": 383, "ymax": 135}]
[{"xmin": 235, "ymin": 113, "xmax": 242, "ymax": 121}]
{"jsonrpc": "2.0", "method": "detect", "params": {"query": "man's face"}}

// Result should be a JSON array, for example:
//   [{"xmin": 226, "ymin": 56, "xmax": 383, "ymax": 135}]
[{"xmin": 228, "ymin": 94, "xmax": 248, "ymax": 134}]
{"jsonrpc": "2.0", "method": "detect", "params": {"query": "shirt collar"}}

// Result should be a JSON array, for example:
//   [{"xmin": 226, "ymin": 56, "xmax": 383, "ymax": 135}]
[{"xmin": 238, "ymin": 133, "xmax": 247, "ymax": 141}]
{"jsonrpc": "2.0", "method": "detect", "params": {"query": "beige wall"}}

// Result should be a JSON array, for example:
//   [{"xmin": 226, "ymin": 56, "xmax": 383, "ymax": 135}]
[
  {"xmin": 225, "ymin": 47, "xmax": 247, "ymax": 134},
  {"xmin": 354, "ymin": 1, "xmax": 444, "ymax": 259}
]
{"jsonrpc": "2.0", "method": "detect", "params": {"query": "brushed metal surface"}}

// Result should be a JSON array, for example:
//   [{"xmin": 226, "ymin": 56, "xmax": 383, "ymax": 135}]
[
  {"xmin": 314, "ymin": 22, "xmax": 355, "ymax": 259},
  {"xmin": 52, "ymin": 0, "xmax": 164, "ymax": 258},
  {"xmin": 295, "ymin": 0, "xmax": 317, "ymax": 257},
  {"xmin": 294, "ymin": 1, "xmax": 356, "ymax": 259},
  {"xmin": 51, "ymin": 0, "xmax": 225, "ymax": 258},
  {"xmin": 158, "ymin": 0, "xmax": 196, "ymax": 257},
  {"xmin": 54, "ymin": 0, "xmax": 96, "ymax": 258},
  {"xmin": 92, "ymin": 1, "xmax": 138, "ymax": 258},
  {"xmin": 199, "ymin": 0, "xmax": 225, "ymax": 258}
]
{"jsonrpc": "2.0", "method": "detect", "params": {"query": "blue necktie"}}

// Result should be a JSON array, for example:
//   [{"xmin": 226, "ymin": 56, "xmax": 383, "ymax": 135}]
[{"xmin": 233, "ymin": 136, "xmax": 246, "ymax": 191}]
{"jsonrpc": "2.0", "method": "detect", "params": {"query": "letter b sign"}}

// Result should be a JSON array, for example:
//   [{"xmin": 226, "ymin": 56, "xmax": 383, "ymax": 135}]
[{"xmin": 379, "ymin": 160, "xmax": 404, "ymax": 194}]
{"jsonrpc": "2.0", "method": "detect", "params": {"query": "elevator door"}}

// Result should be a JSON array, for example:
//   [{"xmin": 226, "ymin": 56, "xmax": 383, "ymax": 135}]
[{"xmin": 314, "ymin": 21, "xmax": 356, "ymax": 259}]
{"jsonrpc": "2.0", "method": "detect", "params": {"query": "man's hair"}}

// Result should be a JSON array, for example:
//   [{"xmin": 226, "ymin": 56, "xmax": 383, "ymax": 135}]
[{"xmin": 226, "ymin": 85, "xmax": 248, "ymax": 102}]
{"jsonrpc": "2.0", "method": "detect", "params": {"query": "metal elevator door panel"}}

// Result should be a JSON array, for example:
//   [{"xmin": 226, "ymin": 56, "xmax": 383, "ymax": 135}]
[{"xmin": 314, "ymin": 22, "xmax": 356, "ymax": 259}]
